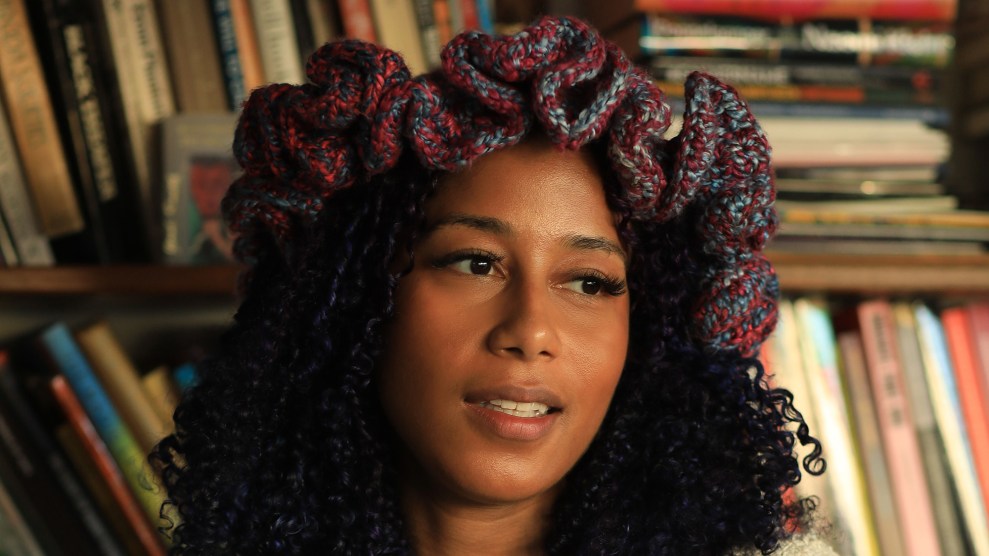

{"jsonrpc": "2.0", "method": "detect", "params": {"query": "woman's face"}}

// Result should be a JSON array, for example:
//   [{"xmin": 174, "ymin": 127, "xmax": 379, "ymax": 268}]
[{"xmin": 378, "ymin": 139, "xmax": 630, "ymax": 506}]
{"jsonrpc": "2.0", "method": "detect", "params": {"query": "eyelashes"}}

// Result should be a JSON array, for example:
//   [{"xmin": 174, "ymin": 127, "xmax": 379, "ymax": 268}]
[{"xmin": 430, "ymin": 249, "xmax": 627, "ymax": 297}]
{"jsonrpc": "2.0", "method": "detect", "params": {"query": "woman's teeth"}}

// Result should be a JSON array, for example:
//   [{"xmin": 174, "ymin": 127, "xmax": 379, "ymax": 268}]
[{"xmin": 479, "ymin": 399, "xmax": 551, "ymax": 418}]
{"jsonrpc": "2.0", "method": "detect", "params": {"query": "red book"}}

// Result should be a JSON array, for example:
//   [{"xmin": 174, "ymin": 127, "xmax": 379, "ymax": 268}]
[
  {"xmin": 968, "ymin": 303, "xmax": 989, "ymax": 413},
  {"xmin": 338, "ymin": 0, "xmax": 378, "ymax": 41},
  {"xmin": 942, "ymin": 307, "xmax": 989, "ymax": 519},
  {"xmin": 49, "ymin": 375, "xmax": 167, "ymax": 556},
  {"xmin": 632, "ymin": 0, "xmax": 956, "ymax": 22},
  {"xmin": 458, "ymin": 0, "xmax": 480, "ymax": 30}
]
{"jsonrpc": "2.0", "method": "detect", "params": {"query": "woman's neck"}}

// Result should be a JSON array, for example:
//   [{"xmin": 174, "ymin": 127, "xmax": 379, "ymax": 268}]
[{"xmin": 398, "ymin": 471, "xmax": 558, "ymax": 556}]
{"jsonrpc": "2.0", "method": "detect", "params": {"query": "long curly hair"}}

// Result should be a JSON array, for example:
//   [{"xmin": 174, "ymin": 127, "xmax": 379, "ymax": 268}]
[{"xmin": 151, "ymin": 16, "xmax": 824, "ymax": 555}]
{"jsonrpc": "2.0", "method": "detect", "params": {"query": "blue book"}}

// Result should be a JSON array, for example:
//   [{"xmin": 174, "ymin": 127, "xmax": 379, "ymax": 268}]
[
  {"xmin": 211, "ymin": 0, "xmax": 248, "ymax": 107},
  {"xmin": 36, "ymin": 323, "xmax": 168, "ymax": 530}
]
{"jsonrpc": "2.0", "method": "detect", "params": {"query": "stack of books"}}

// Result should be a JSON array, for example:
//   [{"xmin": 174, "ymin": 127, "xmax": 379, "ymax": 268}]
[
  {"xmin": 766, "ymin": 298, "xmax": 989, "ymax": 556},
  {"xmin": 0, "ymin": 320, "xmax": 201, "ymax": 555},
  {"xmin": 635, "ymin": 0, "xmax": 989, "ymax": 256},
  {"xmin": 0, "ymin": 0, "xmax": 495, "ymax": 267}
]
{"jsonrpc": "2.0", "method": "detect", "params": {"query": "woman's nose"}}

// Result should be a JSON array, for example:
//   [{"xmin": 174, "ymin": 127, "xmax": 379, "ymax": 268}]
[{"xmin": 485, "ymin": 279, "xmax": 561, "ymax": 362}]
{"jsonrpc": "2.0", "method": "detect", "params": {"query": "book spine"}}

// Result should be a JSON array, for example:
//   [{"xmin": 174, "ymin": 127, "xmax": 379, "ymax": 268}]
[
  {"xmin": 0, "ymin": 96, "xmax": 54, "ymax": 266},
  {"xmin": 157, "ymin": 0, "xmax": 230, "ymax": 112},
  {"xmin": 942, "ymin": 307, "xmax": 989, "ymax": 522},
  {"xmin": 632, "ymin": 0, "xmax": 956, "ymax": 22},
  {"xmin": 474, "ymin": 0, "xmax": 492, "ymax": 33},
  {"xmin": 37, "ymin": 323, "xmax": 169, "ymax": 536},
  {"xmin": 0, "ymin": 359, "xmax": 124, "ymax": 556},
  {"xmin": 305, "ymin": 0, "xmax": 341, "ymax": 46},
  {"xmin": 913, "ymin": 304, "xmax": 989, "ymax": 556},
  {"xmin": 432, "ymin": 0, "xmax": 452, "ymax": 45},
  {"xmin": 412, "ymin": 0, "xmax": 442, "ymax": 69},
  {"xmin": 49, "ymin": 375, "xmax": 168, "ymax": 556},
  {"xmin": 250, "ymin": 0, "xmax": 306, "ymax": 83},
  {"xmin": 0, "ymin": 0, "xmax": 85, "ymax": 238},
  {"xmin": 337, "ymin": 0, "xmax": 377, "ymax": 42},
  {"xmin": 0, "ymin": 477, "xmax": 45, "ymax": 556},
  {"xmin": 93, "ymin": 0, "xmax": 176, "ymax": 258},
  {"xmin": 290, "ymin": 0, "xmax": 317, "ymax": 63},
  {"xmin": 0, "ymin": 213, "xmax": 19, "ymax": 266},
  {"xmin": 794, "ymin": 299, "xmax": 877, "ymax": 556},
  {"xmin": 837, "ymin": 330, "xmax": 906, "ymax": 556},
  {"xmin": 229, "ymin": 0, "xmax": 267, "ymax": 91},
  {"xmin": 457, "ymin": 0, "xmax": 479, "ymax": 30},
  {"xmin": 368, "ymin": 0, "xmax": 427, "ymax": 74},
  {"xmin": 857, "ymin": 300, "xmax": 941, "ymax": 556},
  {"xmin": 891, "ymin": 304, "xmax": 966, "ymax": 556},
  {"xmin": 75, "ymin": 322, "xmax": 171, "ymax": 456},
  {"xmin": 967, "ymin": 304, "xmax": 989, "ymax": 415},
  {"xmin": 212, "ymin": 0, "xmax": 249, "ymax": 108}
]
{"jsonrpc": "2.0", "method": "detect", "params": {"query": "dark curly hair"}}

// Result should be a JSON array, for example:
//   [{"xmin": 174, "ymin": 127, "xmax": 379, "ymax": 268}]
[{"xmin": 150, "ymin": 16, "xmax": 824, "ymax": 555}]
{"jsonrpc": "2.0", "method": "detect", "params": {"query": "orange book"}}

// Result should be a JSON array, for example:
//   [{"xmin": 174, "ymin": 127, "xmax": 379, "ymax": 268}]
[
  {"xmin": 0, "ymin": 0, "xmax": 84, "ymax": 237},
  {"xmin": 230, "ymin": 0, "xmax": 267, "ymax": 91},
  {"xmin": 942, "ymin": 307, "xmax": 989, "ymax": 517},
  {"xmin": 49, "ymin": 375, "xmax": 167, "ymax": 556}
]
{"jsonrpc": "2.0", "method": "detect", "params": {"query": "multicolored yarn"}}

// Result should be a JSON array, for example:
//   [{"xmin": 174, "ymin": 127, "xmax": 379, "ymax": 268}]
[{"xmin": 223, "ymin": 15, "xmax": 779, "ymax": 356}]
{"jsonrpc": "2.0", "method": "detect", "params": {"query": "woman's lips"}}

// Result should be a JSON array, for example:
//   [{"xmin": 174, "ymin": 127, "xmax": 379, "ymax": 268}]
[{"xmin": 465, "ymin": 402, "xmax": 560, "ymax": 441}]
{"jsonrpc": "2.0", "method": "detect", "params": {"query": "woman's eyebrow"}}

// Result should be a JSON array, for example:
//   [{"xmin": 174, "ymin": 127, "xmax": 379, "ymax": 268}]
[
  {"xmin": 425, "ymin": 213, "xmax": 512, "ymax": 236},
  {"xmin": 564, "ymin": 235, "xmax": 628, "ymax": 265}
]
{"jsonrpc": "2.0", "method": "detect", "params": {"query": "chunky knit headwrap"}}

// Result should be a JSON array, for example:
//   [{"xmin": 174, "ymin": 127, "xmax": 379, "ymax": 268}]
[{"xmin": 223, "ymin": 16, "xmax": 779, "ymax": 356}]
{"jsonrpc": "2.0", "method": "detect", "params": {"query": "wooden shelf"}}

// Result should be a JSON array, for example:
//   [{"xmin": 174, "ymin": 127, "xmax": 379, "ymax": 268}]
[
  {"xmin": 770, "ymin": 252, "xmax": 989, "ymax": 295},
  {"xmin": 0, "ymin": 254, "xmax": 987, "ymax": 296},
  {"xmin": 0, "ymin": 265, "xmax": 242, "ymax": 296}
]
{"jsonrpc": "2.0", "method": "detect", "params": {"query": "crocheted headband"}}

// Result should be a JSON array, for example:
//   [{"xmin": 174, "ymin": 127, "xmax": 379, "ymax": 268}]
[{"xmin": 223, "ymin": 16, "xmax": 779, "ymax": 356}]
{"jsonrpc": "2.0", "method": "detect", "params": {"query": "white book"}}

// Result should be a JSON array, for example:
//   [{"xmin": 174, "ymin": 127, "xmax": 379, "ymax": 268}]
[{"xmin": 251, "ymin": 0, "xmax": 306, "ymax": 84}]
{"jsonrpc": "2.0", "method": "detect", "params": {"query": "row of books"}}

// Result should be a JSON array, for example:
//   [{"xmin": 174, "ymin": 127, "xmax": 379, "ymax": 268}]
[
  {"xmin": 0, "ymin": 321, "xmax": 200, "ymax": 555},
  {"xmin": 766, "ymin": 298, "xmax": 989, "ymax": 556},
  {"xmin": 635, "ymin": 0, "xmax": 989, "ymax": 256},
  {"xmin": 0, "ymin": 0, "xmax": 494, "ymax": 268}
]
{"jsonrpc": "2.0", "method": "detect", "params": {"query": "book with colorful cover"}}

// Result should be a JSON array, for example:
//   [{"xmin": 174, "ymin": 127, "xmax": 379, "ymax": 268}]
[
  {"xmin": 0, "ymin": 354, "xmax": 124, "ymax": 555},
  {"xmin": 913, "ymin": 303, "xmax": 989, "ymax": 556},
  {"xmin": 794, "ymin": 298, "xmax": 877, "ymax": 556},
  {"xmin": 891, "ymin": 303, "xmax": 965, "ymax": 555},
  {"xmin": 967, "ymin": 303, "xmax": 989, "ymax": 417},
  {"xmin": 836, "ymin": 300, "xmax": 941, "ymax": 556},
  {"xmin": 836, "ymin": 330, "xmax": 906, "ymax": 556},
  {"xmin": 31, "ymin": 323, "xmax": 172, "ymax": 539}
]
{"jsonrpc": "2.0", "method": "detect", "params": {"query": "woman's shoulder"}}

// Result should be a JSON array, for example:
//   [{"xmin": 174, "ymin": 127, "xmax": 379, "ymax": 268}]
[{"xmin": 730, "ymin": 532, "xmax": 839, "ymax": 556}]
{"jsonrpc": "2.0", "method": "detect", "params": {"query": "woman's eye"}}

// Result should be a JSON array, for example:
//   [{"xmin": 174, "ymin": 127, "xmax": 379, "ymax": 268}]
[
  {"xmin": 451, "ymin": 257, "xmax": 494, "ymax": 275},
  {"xmin": 563, "ymin": 277, "xmax": 603, "ymax": 295}
]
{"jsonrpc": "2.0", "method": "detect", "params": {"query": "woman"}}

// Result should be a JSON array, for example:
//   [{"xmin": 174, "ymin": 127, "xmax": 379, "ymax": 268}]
[{"xmin": 152, "ymin": 16, "xmax": 830, "ymax": 554}]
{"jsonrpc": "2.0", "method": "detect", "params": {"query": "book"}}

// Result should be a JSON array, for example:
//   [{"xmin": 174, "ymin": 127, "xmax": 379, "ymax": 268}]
[
  {"xmin": 0, "ymin": 0, "xmax": 85, "ymax": 238},
  {"xmin": 26, "ymin": 323, "xmax": 171, "ymax": 537},
  {"xmin": 75, "ymin": 321, "xmax": 172, "ymax": 455},
  {"xmin": 775, "ymin": 196, "xmax": 958, "ymax": 215},
  {"xmin": 632, "ymin": 0, "xmax": 957, "ymax": 22},
  {"xmin": 90, "ymin": 0, "xmax": 177, "ymax": 259},
  {"xmin": 793, "ymin": 298, "xmax": 877, "ymax": 556},
  {"xmin": 141, "ymin": 365, "xmax": 180, "ymax": 435},
  {"xmin": 641, "ymin": 16, "xmax": 953, "ymax": 67},
  {"xmin": 157, "ymin": 0, "xmax": 230, "ymax": 112},
  {"xmin": 160, "ymin": 113, "xmax": 240, "ymax": 264},
  {"xmin": 891, "ymin": 304, "xmax": 966, "ymax": 556},
  {"xmin": 251, "ymin": 0, "xmax": 306, "ymax": 83},
  {"xmin": 942, "ymin": 307, "xmax": 989, "ymax": 521},
  {"xmin": 767, "ymin": 300, "xmax": 837, "ymax": 530},
  {"xmin": 837, "ymin": 300, "xmax": 941, "ymax": 556},
  {"xmin": 228, "ymin": 0, "xmax": 267, "ymax": 93},
  {"xmin": 305, "ymin": 0, "xmax": 342, "ymax": 47},
  {"xmin": 0, "ymin": 212, "xmax": 18, "ymax": 266},
  {"xmin": 836, "ymin": 330, "xmax": 906, "ymax": 556},
  {"xmin": 29, "ymin": 0, "xmax": 148, "ymax": 264},
  {"xmin": 369, "ymin": 0, "xmax": 428, "ymax": 74},
  {"xmin": 48, "ymin": 375, "xmax": 168, "ymax": 556},
  {"xmin": 412, "ymin": 0, "xmax": 442, "ymax": 69},
  {"xmin": 0, "ymin": 92, "xmax": 54, "ymax": 266},
  {"xmin": 913, "ymin": 303, "xmax": 989, "ymax": 556},
  {"xmin": 338, "ymin": 0, "xmax": 377, "ymax": 41},
  {"xmin": 211, "ymin": 0, "xmax": 250, "ymax": 108},
  {"xmin": 0, "ymin": 477, "xmax": 45, "ymax": 556},
  {"xmin": 967, "ymin": 303, "xmax": 989, "ymax": 415},
  {"xmin": 777, "ymin": 209, "xmax": 989, "ymax": 243}
]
